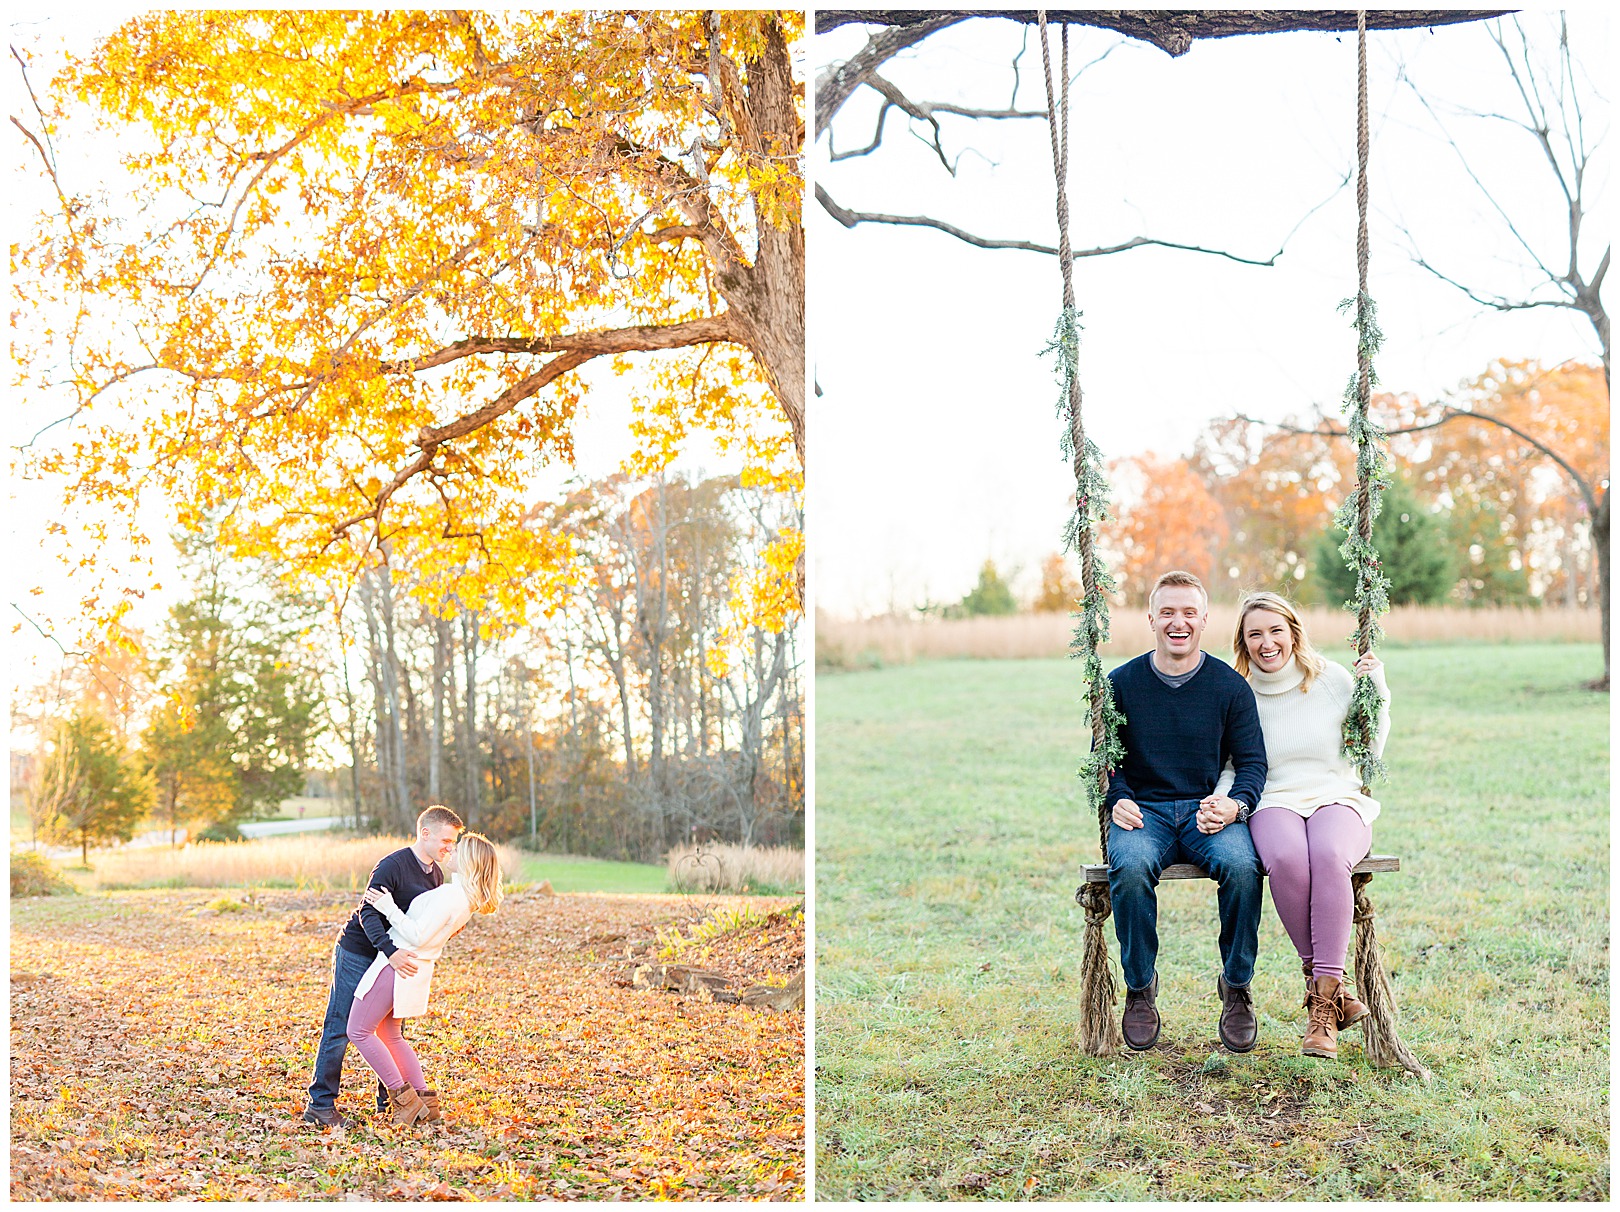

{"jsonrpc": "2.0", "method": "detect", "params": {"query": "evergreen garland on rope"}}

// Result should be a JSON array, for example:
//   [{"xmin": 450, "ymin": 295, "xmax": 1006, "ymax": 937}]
[
  {"xmin": 1334, "ymin": 289, "xmax": 1391, "ymax": 785},
  {"xmin": 1045, "ymin": 306, "xmax": 1126, "ymax": 821}
]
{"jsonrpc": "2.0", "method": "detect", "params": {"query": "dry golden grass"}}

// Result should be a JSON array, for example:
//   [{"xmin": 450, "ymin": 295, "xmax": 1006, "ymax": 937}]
[
  {"xmin": 818, "ymin": 604, "xmax": 1600, "ymax": 667},
  {"xmin": 64, "ymin": 834, "xmax": 525, "ymax": 893},
  {"xmin": 665, "ymin": 842, "xmax": 805, "ymax": 895}
]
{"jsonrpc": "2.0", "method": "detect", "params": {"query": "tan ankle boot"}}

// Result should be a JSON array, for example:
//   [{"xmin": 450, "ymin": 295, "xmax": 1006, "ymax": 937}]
[
  {"xmin": 1303, "ymin": 962, "xmax": 1367, "ymax": 1030},
  {"xmin": 387, "ymin": 1085, "xmax": 428, "ymax": 1126},
  {"xmin": 420, "ymin": 1088, "xmax": 443, "ymax": 1123},
  {"xmin": 1302, "ymin": 975, "xmax": 1341, "ymax": 1059}
]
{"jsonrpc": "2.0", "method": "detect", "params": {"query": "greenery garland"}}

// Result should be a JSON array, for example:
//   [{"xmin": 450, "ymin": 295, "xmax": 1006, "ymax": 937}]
[
  {"xmin": 1045, "ymin": 307, "xmax": 1127, "ymax": 822},
  {"xmin": 1334, "ymin": 289, "xmax": 1391, "ymax": 785}
]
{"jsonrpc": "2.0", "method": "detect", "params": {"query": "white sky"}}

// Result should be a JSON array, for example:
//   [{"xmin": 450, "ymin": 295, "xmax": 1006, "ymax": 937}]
[{"xmin": 809, "ymin": 11, "xmax": 1609, "ymax": 617}]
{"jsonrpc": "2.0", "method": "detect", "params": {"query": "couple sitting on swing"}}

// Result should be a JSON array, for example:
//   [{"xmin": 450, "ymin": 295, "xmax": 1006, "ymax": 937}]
[{"xmin": 1106, "ymin": 569, "xmax": 1390, "ymax": 1060}]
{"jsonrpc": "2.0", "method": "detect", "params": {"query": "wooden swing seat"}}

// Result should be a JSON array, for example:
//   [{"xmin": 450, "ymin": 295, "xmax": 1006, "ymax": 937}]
[{"xmin": 1080, "ymin": 855, "xmax": 1399, "ymax": 884}]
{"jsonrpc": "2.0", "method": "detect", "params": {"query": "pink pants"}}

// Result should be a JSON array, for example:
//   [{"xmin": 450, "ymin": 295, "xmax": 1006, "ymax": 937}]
[
  {"xmin": 347, "ymin": 964, "xmax": 426, "ymax": 1093},
  {"xmin": 1248, "ymin": 804, "xmax": 1370, "ymax": 981}
]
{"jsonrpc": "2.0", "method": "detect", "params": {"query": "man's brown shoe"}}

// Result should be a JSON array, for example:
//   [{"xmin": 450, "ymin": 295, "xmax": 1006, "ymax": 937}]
[
  {"xmin": 1122, "ymin": 974, "xmax": 1160, "ymax": 1050},
  {"xmin": 1302, "ymin": 975, "xmax": 1341, "ymax": 1059},
  {"xmin": 1216, "ymin": 975, "xmax": 1257, "ymax": 1053},
  {"xmin": 301, "ymin": 1106, "xmax": 349, "ymax": 1129},
  {"xmin": 1302, "ymin": 962, "xmax": 1368, "ymax": 1029}
]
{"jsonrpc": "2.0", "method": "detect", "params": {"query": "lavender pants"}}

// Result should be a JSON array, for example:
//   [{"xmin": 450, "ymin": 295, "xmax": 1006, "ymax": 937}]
[
  {"xmin": 1248, "ymin": 804, "xmax": 1370, "ymax": 981},
  {"xmin": 347, "ymin": 964, "xmax": 426, "ymax": 1093}
]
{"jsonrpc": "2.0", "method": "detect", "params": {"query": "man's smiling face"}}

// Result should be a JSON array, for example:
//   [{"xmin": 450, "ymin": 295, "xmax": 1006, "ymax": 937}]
[{"xmin": 1148, "ymin": 583, "xmax": 1208, "ymax": 664}]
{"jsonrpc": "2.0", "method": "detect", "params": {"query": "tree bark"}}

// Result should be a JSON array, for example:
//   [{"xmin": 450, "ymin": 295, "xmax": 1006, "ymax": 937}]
[{"xmin": 815, "ymin": 11, "xmax": 1511, "ymax": 53}]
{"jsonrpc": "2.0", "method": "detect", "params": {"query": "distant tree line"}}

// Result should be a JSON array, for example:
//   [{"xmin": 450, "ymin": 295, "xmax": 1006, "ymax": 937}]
[
  {"xmin": 17, "ymin": 471, "xmax": 802, "ymax": 864},
  {"xmin": 946, "ymin": 360, "xmax": 1605, "ymax": 615}
]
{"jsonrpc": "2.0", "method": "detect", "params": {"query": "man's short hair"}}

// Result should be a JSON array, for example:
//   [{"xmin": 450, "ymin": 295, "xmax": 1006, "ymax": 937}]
[
  {"xmin": 1148, "ymin": 570, "xmax": 1208, "ymax": 610},
  {"xmin": 417, "ymin": 805, "xmax": 464, "ymax": 835}
]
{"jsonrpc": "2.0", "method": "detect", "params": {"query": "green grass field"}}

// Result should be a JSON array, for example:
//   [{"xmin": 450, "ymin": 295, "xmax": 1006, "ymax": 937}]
[
  {"xmin": 814, "ymin": 645, "xmax": 1608, "ymax": 1200},
  {"xmin": 510, "ymin": 853, "xmax": 669, "ymax": 895}
]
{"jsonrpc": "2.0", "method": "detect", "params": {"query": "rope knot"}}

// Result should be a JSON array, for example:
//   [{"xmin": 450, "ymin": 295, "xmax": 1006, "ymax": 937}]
[{"xmin": 1077, "ymin": 881, "xmax": 1113, "ymax": 927}]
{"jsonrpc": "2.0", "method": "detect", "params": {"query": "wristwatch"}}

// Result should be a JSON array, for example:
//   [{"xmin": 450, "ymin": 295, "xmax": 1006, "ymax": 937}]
[{"xmin": 1232, "ymin": 799, "xmax": 1252, "ymax": 823}]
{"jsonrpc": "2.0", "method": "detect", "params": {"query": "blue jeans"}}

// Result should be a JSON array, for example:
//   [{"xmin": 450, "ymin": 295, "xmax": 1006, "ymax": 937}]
[
  {"xmin": 306, "ymin": 943, "xmax": 375, "ymax": 1112},
  {"xmin": 1107, "ymin": 799, "xmax": 1263, "ymax": 993}
]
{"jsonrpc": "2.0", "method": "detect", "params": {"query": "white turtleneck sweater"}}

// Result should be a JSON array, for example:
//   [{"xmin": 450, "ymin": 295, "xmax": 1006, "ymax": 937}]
[{"xmin": 1216, "ymin": 658, "xmax": 1390, "ymax": 826}]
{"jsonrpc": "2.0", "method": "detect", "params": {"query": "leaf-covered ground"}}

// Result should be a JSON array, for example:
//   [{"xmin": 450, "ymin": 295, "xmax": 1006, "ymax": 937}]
[{"xmin": 11, "ymin": 889, "xmax": 803, "ymax": 1200}]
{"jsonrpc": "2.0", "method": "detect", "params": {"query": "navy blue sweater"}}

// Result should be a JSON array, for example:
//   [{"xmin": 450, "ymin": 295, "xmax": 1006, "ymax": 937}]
[
  {"xmin": 1105, "ymin": 652, "xmax": 1267, "ymax": 809},
  {"xmin": 336, "ymin": 846, "xmax": 443, "ymax": 960}
]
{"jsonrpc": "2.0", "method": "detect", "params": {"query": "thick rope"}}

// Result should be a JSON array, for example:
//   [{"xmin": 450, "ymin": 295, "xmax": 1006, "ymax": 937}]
[
  {"xmin": 1041, "ymin": 12, "xmax": 1124, "ymax": 1057},
  {"xmin": 1353, "ymin": 8, "xmax": 1374, "ymax": 668},
  {"xmin": 1037, "ymin": 13, "xmax": 1122, "ymax": 857},
  {"xmin": 1351, "ymin": 874, "xmax": 1431, "ymax": 1079},
  {"xmin": 1342, "ymin": 16, "xmax": 1425, "ymax": 1080},
  {"xmin": 1336, "ymin": 8, "xmax": 1391, "ymax": 788}
]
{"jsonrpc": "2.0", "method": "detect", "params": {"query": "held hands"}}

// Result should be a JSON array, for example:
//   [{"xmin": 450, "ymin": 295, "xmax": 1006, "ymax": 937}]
[
  {"xmin": 1196, "ymin": 795, "xmax": 1241, "ymax": 834},
  {"xmin": 387, "ymin": 949, "xmax": 420, "ymax": 978},
  {"xmin": 1111, "ymin": 799, "xmax": 1144, "ymax": 831}
]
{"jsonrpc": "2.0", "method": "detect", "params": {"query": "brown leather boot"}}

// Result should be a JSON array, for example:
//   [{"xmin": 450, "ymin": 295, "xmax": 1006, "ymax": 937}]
[
  {"xmin": 1302, "ymin": 962, "xmax": 1367, "ymax": 1030},
  {"xmin": 1217, "ymin": 975, "xmax": 1257, "ymax": 1053},
  {"xmin": 1121, "ymin": 973, "xmax": 1161, "ymax": 1051},
  {"xmin": 419, "ymin": 1089, "xmax": 443, "ymax": 1123},
  {"xmin": 1302, "ymin": 975, "xmax": 1341, "ymax": 1059},
  {"xmin": 387, "ymin": 1085, "xmax": 428, "ymax": 1126}
]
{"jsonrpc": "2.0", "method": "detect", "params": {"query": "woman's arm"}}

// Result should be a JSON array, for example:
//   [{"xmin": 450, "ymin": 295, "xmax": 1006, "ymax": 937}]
[{"xmin": 363, "ymin": 887, "xmax": 423, "ymax": 945}]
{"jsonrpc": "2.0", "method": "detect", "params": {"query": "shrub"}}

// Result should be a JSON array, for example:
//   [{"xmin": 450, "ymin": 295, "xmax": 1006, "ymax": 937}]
[{"xmin": 11, "ymin": 850, "xmax": 75, "ymax": 898}]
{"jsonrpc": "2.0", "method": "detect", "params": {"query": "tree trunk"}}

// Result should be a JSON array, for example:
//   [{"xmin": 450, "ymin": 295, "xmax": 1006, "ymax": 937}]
[
  {"xmin": 430, "ymin": 615, "xmax": 447, "ymax": 801},
  {"xmin": 1591, "ymin": 488, "xmax": 1610, "ymax": 691},
  {"xmin": 376, "ymin": 568, "xmax": 411, "ymax": 827},
  {"xmin": 461, "ymin": 609, "xmax": 481, "ymax": 822}
]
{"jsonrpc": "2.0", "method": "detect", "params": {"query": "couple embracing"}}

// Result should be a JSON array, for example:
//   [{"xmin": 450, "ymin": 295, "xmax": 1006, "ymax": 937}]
[
  {"xmin": 1106, "ymin": 570, "xmax": 1391, "ymax": 1060},
  {"xmin": 302, "ymin": 806, "xmax": 505, "ymax": 1127}
]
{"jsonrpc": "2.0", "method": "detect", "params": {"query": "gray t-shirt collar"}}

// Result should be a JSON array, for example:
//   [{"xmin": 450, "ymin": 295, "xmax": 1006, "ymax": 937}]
[{"xmin": 1149, "ymin": 651, "xmax": 1205, "ymax": 688}]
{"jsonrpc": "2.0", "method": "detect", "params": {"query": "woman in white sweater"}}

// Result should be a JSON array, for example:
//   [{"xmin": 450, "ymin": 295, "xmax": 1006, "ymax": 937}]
[
  {"xmin": 1212, "ymin": 591, "xmax": 1390, "ymax": 1061},
  {"xmin": 346, "ymin": 832, "xmax": 505, "ymax": 1124}
]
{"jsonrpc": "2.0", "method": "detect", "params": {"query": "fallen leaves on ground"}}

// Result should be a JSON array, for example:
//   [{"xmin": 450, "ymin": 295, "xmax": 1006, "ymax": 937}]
[{"xmin": 10, "ymin": 889, "xmax": 804, "ymax": 1200}]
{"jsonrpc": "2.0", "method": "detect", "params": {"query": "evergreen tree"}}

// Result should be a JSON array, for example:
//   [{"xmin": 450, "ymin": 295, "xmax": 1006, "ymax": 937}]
[
  {"xmin": 38, "ymin": 713, "xmax": 151, "ymax": 865},
  {"xmin": 1447, "ymin": 498, "xmax": 1532, "ymax": 605},
  {"xmin": 956, "ymin": 560, "xmax": 1019, "ymax": 616},
  {"xmin": 142, "ymin": 539, "xmax": 325, "ymax": 835},
  {"xmin": 1314, "ymin": 474, "xmax": 1457, "ymax": 607}
]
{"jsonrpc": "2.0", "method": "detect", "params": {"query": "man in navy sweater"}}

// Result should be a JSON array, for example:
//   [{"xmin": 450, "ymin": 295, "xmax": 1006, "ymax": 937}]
[
  {"xmin": 1106, "ymin": 570, "xmax": 1267, "ymax": 1052},
  {"xmin": 302, "ymin": 805, "xmax": 463, "ymax": 1127}
]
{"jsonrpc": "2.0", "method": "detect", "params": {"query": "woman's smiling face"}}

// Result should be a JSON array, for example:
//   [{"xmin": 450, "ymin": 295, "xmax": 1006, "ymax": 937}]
[{"xmin": 1242, "ymin": 608, "xmax": 1294, "ymax": 673}]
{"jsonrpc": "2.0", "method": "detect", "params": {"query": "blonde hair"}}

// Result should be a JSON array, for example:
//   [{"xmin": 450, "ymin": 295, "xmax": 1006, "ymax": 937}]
[
  {"xmin": 1232, "ymin": 591, "xmax": 1326, "ymax": 691},
  {"xmin": 456, "ymin": 832, "xmax": 504, "ymax": 915},
  {"xmin": 1148, "ymin": 569, "xmax": 1208, "ymax": 610}
]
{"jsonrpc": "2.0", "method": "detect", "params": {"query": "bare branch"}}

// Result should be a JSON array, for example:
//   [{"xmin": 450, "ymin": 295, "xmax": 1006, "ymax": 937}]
[
  {"xmin": 815, "ymin": 15, "xmax": 966, "ymax": 136},
  {"xmin": 326, "ymin": 314, "xmax": 744, "ymax": 547},
  {"xmin": 815, "ymin": 11, "xmax": 1512, "ymax": 55},
  {"xmin": 1237, "ymin": 406, "xmax": 1602, "ymax": 515},
  {"xmin": 380, "ymin": 314, "xmax": 742, "ymax": 378},
  {"xmin": 816, "ymin": 184, "xmax": 1284, "ymax": 266}
]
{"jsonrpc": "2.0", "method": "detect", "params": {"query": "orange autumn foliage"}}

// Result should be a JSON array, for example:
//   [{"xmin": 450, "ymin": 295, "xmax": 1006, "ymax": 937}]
[
  {"xmin": 11, "ymin": 889, "xmax": 804, "ymax": 1200},
  {"xmin": 1099, "ymin": 454, "xmax": 1230, "ymax": 602}
]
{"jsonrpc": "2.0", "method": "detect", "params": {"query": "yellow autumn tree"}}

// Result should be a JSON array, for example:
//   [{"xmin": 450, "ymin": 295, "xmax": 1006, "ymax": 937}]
[{"xmin": 15, "ymin": 11, "xmax": 803, "ymax": 628}]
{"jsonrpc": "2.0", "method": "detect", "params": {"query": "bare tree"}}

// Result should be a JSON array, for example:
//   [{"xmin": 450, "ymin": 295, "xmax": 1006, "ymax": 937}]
[
  {"xmin": 816, "ymin": 11, "xmax": 1504, "ymax": 262},
  {"xmin": 1395, "ymin": 14, "xmax": 1609, "ymax": 388},
  {"xmin": 1251, "ymin": 398, "xmax": 1610, "ymax": 690}
]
